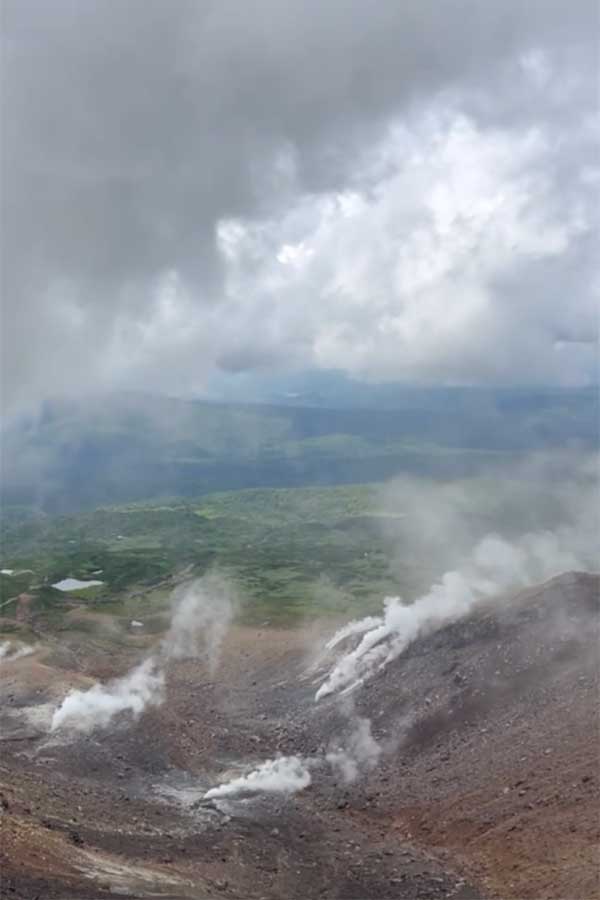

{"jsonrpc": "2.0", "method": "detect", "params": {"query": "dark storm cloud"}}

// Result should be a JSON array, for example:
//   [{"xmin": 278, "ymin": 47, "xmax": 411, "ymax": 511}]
[{"xmin": 1, "ymin": 0, "xmax": 598, "ymax": 409}]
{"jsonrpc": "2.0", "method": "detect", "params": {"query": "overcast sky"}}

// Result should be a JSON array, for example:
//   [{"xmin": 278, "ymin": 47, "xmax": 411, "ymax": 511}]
[{"xmin": 1, "ymin": 0, "xmax": 598, "ymax": 412}]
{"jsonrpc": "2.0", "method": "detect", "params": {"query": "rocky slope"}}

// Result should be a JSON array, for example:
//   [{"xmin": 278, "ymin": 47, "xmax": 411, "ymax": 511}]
[{"xmin": 1, "ymin": 571, "xmax": 598, "ymax": 899}]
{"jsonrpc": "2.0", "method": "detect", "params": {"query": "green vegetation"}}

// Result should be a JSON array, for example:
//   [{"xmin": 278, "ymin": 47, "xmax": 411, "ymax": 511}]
[
  {"xmin": 1, "ymin": 440, "xmax": 592, "ymax": 637},
  {"xmin": 0, "ymin": 484, "xmax": 410, "ymax": 630}
]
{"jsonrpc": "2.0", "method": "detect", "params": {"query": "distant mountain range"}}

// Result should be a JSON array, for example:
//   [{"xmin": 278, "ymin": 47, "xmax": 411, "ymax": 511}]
[
  {"xmin": 2, "ymin": 385, "xmax": 597, "ymax": 514},
  {"xmin": 205, "ymin": 369, "xmax": 600, "ymax": 411}
]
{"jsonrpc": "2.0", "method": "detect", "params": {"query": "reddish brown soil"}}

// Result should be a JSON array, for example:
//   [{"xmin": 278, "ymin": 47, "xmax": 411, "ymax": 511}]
[
  {"xmin": 1, "ymin": 571, "xmax": 598, "ymax": 899},
  {"xmin": 353, "ymin": 572, "xmax": 600, "ymax": 900}
]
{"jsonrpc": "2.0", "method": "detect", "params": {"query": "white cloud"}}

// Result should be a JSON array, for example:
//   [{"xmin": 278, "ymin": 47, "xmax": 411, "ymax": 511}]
[
  {"xmin": 19, "ymin": 107, "xmax": 592, "ymax": 405},
  {"xmin": 2, "ymin": 1, "xmax": 597, "ymax": 409},
  {"xmin": 213, "ymin": 111, "xmax": 597, "ymax": 385}
]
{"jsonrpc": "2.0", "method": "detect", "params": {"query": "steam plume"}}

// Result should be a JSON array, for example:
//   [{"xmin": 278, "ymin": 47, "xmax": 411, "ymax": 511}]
[
  {"xmin": 325, "ymin": 616, "xmax": 383, "ymax": 652},
  {"xmin": 51, "ymin": 572, "xmax": 236, "ymax": 733},
  {"xmin": 317, "ymin": 529, "xmax": 586, "ymax": 699},
  {"xmin": 51, "ymin": 658, "xmax": 164, "ymax": 732},
  {"xmin": 205, "ymin": 756, "xmax": 313, "ymax": 799},
  {"xmin": 0, "ymin": 641, "xmax": 35, "ymax": 663},
  {"xmin": 162, "ymin": 573, "xmax": 237, "ymax": 674},
  {"xmin": 205, "ymin": 708, "xmax": 382, "ymax": 799},
  {"xmin": 326, "ymin": 714, "xmax": 381, "ymax": 783}
]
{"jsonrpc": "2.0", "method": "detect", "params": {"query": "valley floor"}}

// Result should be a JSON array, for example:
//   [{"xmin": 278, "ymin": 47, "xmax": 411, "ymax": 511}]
[{"xmin": 1, "ymin": 572, "xmax": 598, "ymax": 900}]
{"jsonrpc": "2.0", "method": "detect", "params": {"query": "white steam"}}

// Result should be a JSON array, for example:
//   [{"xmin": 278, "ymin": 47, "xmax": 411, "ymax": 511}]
[
  {"xmin": 0, "ymin": 641, "xmax": 35, "ymax": 663},
  {"xmin": 205, "ymin": 756, "xmax": 313, "ymax": 799},
  {"xmin": 51, "ymin": 573, "xmax": 236, "ymax": 733},
  {"xmin": 162, "ymin": 573, "xmax": 237, "ymax": 674},
  {"xmin": 205, "ymin": 710, "xmax": 382, "ymax": 799},
  {"xmin": 51, "ymin": 658, "xmax": 164, "ymax": 732},
  {"xmin": 317, "ymin": 529, "xmax": 587, "ymax": 700},
  {"xmin": 326, "ymin": 715, "xmax": 381, "ymax": 783},
  {"xmin": 325, "ymin": 616, "xmax": 383, "ymax": 652}
]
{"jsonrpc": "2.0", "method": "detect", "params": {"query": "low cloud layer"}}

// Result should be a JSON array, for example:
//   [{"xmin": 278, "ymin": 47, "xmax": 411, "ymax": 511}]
[{"xmin": 2, "ymin": 1, "xmax": 597, "ymax": 412}]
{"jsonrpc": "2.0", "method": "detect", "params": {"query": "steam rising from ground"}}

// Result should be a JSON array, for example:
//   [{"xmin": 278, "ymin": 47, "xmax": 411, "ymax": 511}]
[
  {"xmin": 317, "ymin": 528, "xmax": 591, "ymax": 700},
  {"xmin": 204, "ymin": 457, "xmax": 598, "ymax": 799},
  {"xmin": 325, "ymin": 617, "xmax": 383, "ymax": 652},
  {"xmin": 379, "ymin": 453, "xmax": 598, "ymax": 584},
  {"xmin": 49, "ymin": 454, "xmax": 598, "ymax": 801},
  {"xmin": 326, "ymin": 714, "xmax": 381, "ymax": 783},
  {"xmin": 205, "ymin": 756, "xmax": 314, "ymax": 799},
  {"xmin": 51, "ymin": 658, "xmax": 165, "ymax": 733},
  {"xmin": 51, "ymin": 573, "xmax": 236, "ymax": 733},
  {"xmin": 0, "ymin": 642, "xmax": 35, "ymax": 663},
  {"xmin": 163, "ymin": 574, "xmax": 237, "ymax": 674},
  {"xmin": 205, "ymin": 706, "xmax": 382, "ymax": 799}
]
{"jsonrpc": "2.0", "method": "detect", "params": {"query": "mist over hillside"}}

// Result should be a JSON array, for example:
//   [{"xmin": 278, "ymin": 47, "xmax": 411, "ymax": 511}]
[
  {"xmin": 206, "ymin": 369, "xmax": 600, "ymax": 413},
  {"xmin": 3, "ymin": 386, "xmax": 596, "ymax": 514}
]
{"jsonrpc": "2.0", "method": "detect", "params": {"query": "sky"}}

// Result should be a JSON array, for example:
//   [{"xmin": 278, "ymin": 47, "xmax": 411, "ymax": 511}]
[{"xmin": 1, "ymin": 0, "xmax": 598, "ymax": 413}]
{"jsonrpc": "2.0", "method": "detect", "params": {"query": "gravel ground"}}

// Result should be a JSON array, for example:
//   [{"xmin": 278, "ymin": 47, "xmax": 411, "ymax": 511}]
[{"xmin": 1, "ymin": 571, "xmax": 598, "ymax": 899}]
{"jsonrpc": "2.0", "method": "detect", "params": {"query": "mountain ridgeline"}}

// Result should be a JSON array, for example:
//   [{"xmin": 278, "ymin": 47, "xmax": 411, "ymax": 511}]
[{"xmin": 3, "ymin": 386, "xmax": 596, "ymax": 514}]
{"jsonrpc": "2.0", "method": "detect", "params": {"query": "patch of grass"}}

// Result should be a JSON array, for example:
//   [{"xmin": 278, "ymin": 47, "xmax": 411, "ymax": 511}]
[
  {"xmin": 0, "ymin": 482, "xmax": 418, "ymax": 632},
  {"xmin": 58, "ymin": 584, "xmax": 106, "ymax": 601}
]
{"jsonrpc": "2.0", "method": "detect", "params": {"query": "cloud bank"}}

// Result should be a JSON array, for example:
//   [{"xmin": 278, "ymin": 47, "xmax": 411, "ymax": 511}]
[{"xmin": 2, "ymin": 0, "xmax": 597, "ymax": 412}]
